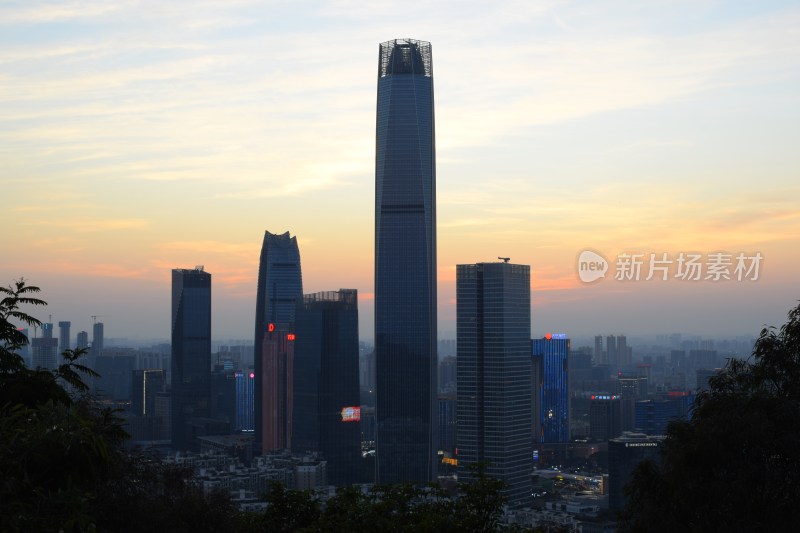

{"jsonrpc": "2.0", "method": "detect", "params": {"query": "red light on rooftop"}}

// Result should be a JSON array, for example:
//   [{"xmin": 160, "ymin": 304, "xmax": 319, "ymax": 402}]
[{"xmin": 545, "ymin": 333, "xmax": 552, "ymax": 340}]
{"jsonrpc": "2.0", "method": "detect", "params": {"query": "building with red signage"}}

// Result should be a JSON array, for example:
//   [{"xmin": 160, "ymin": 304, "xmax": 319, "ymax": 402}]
[{"xmin": 293, "ymin": 289, "xmax": 361, "ymax": 485}]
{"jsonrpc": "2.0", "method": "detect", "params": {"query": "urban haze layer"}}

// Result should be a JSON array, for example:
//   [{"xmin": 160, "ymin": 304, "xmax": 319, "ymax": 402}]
[{"xmin": 12, "ymin": 36, "xmax": 777, "ymax": 530}]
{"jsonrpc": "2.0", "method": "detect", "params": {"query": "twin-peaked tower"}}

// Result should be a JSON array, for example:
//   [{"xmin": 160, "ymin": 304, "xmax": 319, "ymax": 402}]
[
  {"xmin": 375, "ymin": 38, "xmax": 438, "ymax": 484},
  {"xmin": 254, "ymin": 231, "xmax": 303, "ymax": 454}
]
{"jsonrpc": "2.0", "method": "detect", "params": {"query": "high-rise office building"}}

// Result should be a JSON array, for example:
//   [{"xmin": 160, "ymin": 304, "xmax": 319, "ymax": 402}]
[
  {"xmin": 58, "ymin": 321, "xmax": 71, "ymax": 355},
  {"xmin": 76, "ymin": 331, "xmax": 89, "ymax": 350},
  {"xmin": 594, "ymin": 335, "xmax": 604, "ymax": 364},
  {"xmin": 210, "ymin": 366, "xmax": 236, "ymax": 428},
  {"xmin": 293, "ymin": 290, "xmax": 361, "ymax": 485},
  {"xmin": 457, "ymin": 262, "xmax": 532, "ymax": 509},
  {"xmin": 235, "ymin": 371, "xmax": 255, "ymax": 432},
  {"xmin": 254, "ymin": 230, "xmax": 303, "ymax": 453},
  {"xmin": 589, "ymin": 394, "xmax": 623, "ymax": 441},
  {"xmin": 606, "ymin": 335, "xmax": 617, "ymax": 367},
  {"xmin": 609, "ymin": 432, "xmax": 663, "ymax": 510},
  {"xmin": 261, "ymin": 329, "xmax": 294, "ymax": 451},
  {"xmin": 171, "ymin": 267, "xmax": 212, "ymax": 451},
  {"xmin": 132, "ymin": 369, "xmax": 166, "ymax": 416},
  {"xmin": 438, "ymin": 394, "xmax": 457, "ymax": 456},
  {"xmin": 92, "ymin": 322, "xmax": 104, "ymax": 359},
  {"xmin": 533, "ymin": 335, "xmax": 570, "ymax": 443},
  {"xmin": 32, "ymin": 334, "xmax": 58, "ymax": 370},
  {"xmin": 375, "ymin": 38, "xmax": 438, "ymax": 484}
]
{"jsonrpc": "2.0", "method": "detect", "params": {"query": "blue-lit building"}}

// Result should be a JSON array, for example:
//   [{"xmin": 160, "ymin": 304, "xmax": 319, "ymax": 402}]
[
  {"xmin": 374, "ymin": 38, "xmax": 437, "ymax": 484},
  {"xmin": 457, "ymin": 262, "xmax": 532, "ymax": 509},
  {"xmin": 171, "ymin": 267, "xmax": 212, "ymax": 451},
  {"xmin": 253, "ymin": 230, "xmax": 303, "ymax": 454},
  {"xmin": 293, "ymin": 290, "xmax": 361, "ymax": 485},
  {"xmin": 634, "ymin": 393, "xmax": 694, "ymax": 435},
  {"xmin": 235, "ymin": 371, "xmax": 255, "ymax": 432},
  {"xmin": 532, "ymin": 335, "xmax": 570, "ymax": 443}
]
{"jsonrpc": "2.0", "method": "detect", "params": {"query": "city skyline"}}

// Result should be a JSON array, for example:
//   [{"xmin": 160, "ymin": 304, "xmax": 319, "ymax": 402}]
[{"xmin": 2, "ymin": 1, "xmax": 799, "ymax": 342}]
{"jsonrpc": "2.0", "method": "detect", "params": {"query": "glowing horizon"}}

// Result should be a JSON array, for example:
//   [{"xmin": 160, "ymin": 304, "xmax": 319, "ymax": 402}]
[{"xmin": 2, "ymin": 1, "xmax": 799, "ymax": 343}]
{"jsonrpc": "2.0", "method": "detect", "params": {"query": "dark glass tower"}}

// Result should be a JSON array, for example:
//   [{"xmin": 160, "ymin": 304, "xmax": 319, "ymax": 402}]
[
  {"xmin": 375, "ymin": 38, "xmax": 437, "ymax": 484},
  {"xmin": 293, "ymin": 290, "xmax": 361, "ymax": 485},
  {"xmin": 254, "ymin": 230, "xmax": 303, "ymax": 453},
  {"xmin": 457, "ymin": 262, "xmax": 532, "ymax": 509},
  {"xmin": 171, "ymin": 267, "xmax": 212, "ymax": 451}
]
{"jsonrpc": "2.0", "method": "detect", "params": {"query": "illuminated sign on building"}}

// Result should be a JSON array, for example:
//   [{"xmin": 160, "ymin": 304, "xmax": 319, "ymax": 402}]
[
  {"xmin": 591, "ymin": 395, "xmax": 619, "ymax": 400},
  {"xmin": 287, "ymin": 333, "xmax": 296, "ymax": 341},
  {"xmin": 340, "ymin": 406, "xmax": 361, "ymax": 422},
  {"xmin": 441, "ymin": 457, "xmax": 458, "ymax": 466}
]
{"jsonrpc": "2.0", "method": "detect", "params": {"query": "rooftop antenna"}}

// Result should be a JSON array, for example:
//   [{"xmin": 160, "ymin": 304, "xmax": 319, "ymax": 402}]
[{"xmin": 498, "ymin": 257, "xmax": 511, "ymax": 263}]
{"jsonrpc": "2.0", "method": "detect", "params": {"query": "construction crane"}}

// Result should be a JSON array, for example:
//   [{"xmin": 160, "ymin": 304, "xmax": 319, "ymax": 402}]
[
  {"xmin": 90, "ymin": 315, "xmax": 111, "ymax": 324},
  {"xmin": 498, "ymin": 257, "xmax": 511, "ymax": 263}
]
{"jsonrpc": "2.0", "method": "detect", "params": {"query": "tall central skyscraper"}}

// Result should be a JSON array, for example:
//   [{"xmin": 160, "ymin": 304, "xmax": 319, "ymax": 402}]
[
  {"xmin": 254, "ymin": 230, "xmax": 303, "ymax": 453},
  {"xmin": 375, "ymin": 38, "xmax": 437, "ymax": 484}
]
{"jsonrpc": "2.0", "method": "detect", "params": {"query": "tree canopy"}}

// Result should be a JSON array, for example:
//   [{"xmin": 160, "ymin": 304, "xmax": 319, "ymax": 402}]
[{"xmin": 621, "ymin": 302, "xmax": 800, "ymax": 532}]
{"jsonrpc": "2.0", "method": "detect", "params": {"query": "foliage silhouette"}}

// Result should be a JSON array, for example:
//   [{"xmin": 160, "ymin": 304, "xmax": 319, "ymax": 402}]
[{"xmin": 621, "ymin": 302, "xmax": 800, "ymax": 532}]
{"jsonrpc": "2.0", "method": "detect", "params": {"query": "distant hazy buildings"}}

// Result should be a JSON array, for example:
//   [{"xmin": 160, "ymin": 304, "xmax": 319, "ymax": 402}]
[
  {"xmin": 76, "ymin": 331, "xmax": 88, "ymax": 350},
  {"xmin": 602, "ymin": 334, "xmax": 631, "ymax": 369},
  {"xmin": 58, "ymin": 321, "xmax": 70, "ymax": 354},
  {"xmin": 594, "ymin": 335, "xmax": 604, "ymax": 364},
  {"xmin": 375, "ymin": 38, "xmax": 438, "ymax": 485},
  {"xmin": 253, "ymin": 230, "xmax": 303, "ymax": 454},
  {"xmin": 92, "ymin": 322, "xmax": 104, "ymax": 359},
  {"xmin": 533, "ymin": 335, "xmax": 570, "ymax": 443},
  {"xmin": 293, "ymin": 290, "xmax": 361, "ymax": 485},
  {"xmin": 457, "ymin": 261, "xmax": 532, "ymax": 509},
  {"xmin": 31, "ymin": 333, "xmax": 58, "ymax": 370},
  {"xmin": 171, "ymin": 267, "xmax": 212, "ymax": 451}
]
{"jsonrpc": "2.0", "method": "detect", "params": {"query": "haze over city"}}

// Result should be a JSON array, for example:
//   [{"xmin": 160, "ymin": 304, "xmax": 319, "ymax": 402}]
[{"xmin": 2, "ymin": 0, "xmax": 799, "ymax": 342}]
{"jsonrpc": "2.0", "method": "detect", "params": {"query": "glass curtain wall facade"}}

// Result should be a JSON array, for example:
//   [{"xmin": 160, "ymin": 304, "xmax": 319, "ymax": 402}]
[
  {"xmin": 235, "ymin": 371, "xmax": 255, "ymax": 432},
  {"xmin": 171, "ymin": 267, "xmax": 212, "ymax": 451},
  {"xmin": 254, "ymin": 230, "xmax": 303, "ymax": 453},
  {"xmin": 293, "ymin": 290, "xmax": 361, "ymax": 485},
  {"xmin": 532, "ymin": 337, "xmax": 570, "ymax": 443},
  {"xmin": 375, "ymin": 38, "xmax": 438, "ymax": 484},
  {"xmin": 457, "ymin": 262, "xmax": 532, "ymax": 509}
]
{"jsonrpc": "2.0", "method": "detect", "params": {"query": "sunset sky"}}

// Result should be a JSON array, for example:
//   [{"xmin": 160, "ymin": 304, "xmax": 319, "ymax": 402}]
[{"xmin": 2, "ymin": 0, "xmax": 799, "ymax": 344}]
